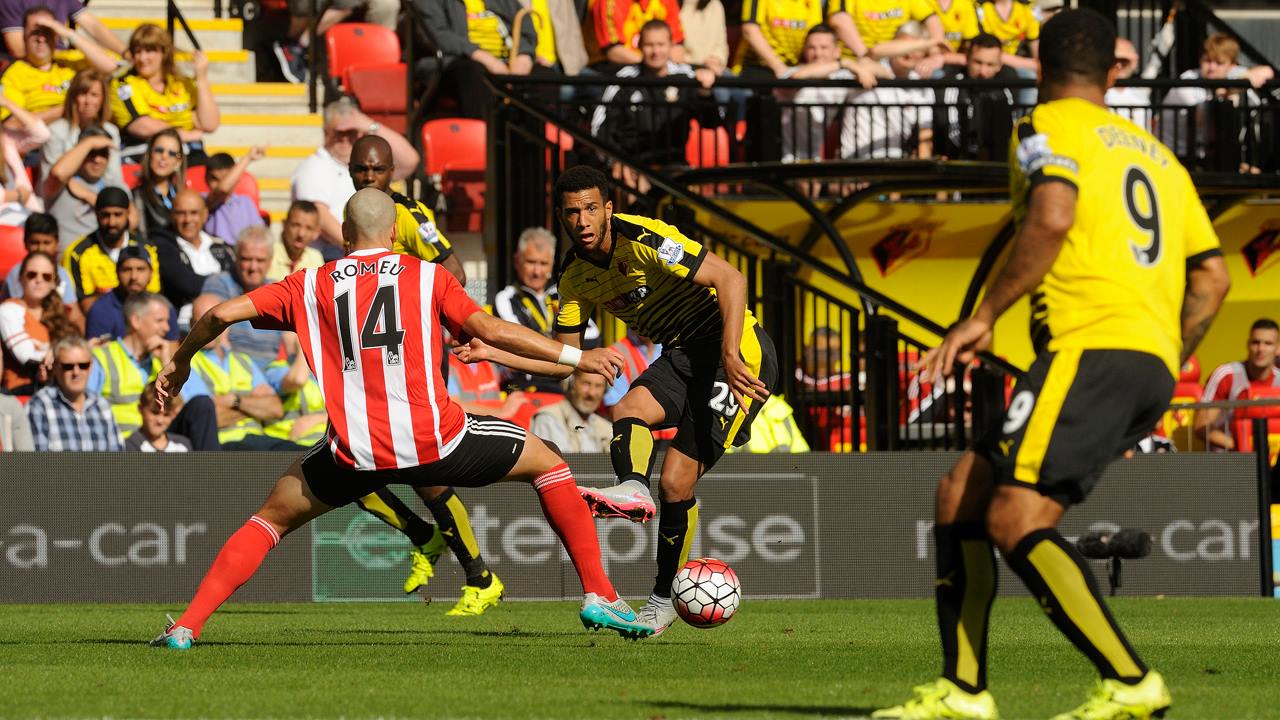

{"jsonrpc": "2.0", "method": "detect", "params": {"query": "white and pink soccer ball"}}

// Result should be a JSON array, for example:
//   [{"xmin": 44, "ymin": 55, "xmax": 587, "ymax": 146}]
[{"xmin": 671, "ymin": 558, "xmax": 741, "ymax": 628}]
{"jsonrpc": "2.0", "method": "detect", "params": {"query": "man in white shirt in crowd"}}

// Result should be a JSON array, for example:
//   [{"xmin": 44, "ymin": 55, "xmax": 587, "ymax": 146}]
[
  {"xmin": 154, "ymin": 189, "xmax": 233, "ymax": 329},
  {"xmin": 290, "ymin": 97, "xmax": 419, "ymax": 255},
  {"xmin": 776, "ymin": 24, "xmax": 879, "ymax": 170},
  {"xmin": 531, "ymin": 372, "xmax": 612, "ymax": 453},
  {"xmin": 1104, "ymin": 38, "xmax": 1151, "ymax": 129},
  {"xmin": 842, "ymin": 21, "xmax": 935, "ymax": 160}
]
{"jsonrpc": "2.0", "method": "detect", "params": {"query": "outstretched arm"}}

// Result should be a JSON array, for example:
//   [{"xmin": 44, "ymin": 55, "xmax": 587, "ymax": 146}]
[
  {"xmin": 455, "ymin": 329, "xmax": 584, "ymax": 380},
  {"xmin": 922, "ymin": 181, "xmax": 1074, "ymax": 381},
  {"xmin": 155, "ymin": 295, "xmax": 259, "ymax": 410},
  {"xmin": 458, "ymin": 312, "xmax": 621, "ymax": 385}
]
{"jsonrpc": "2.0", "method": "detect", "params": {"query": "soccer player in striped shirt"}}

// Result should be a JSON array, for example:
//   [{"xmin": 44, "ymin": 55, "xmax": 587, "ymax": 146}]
[
  {"xmin": 149, "ymin": 189, "xmax": 654, "ymax": 649},
  {"xmin": 348, "ymin": 133, "xmax": 504, "ymax": 616}
]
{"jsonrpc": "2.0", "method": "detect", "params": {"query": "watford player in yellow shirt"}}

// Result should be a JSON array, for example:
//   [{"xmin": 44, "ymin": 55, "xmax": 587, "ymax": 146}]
[
  {"xmin": 456, "ymin": 165, "xmax": 778, "ymax": 638},
  {"xmin": 875, "ymin": 10, "xmax": 1231, "ymax": 720},
  {"xmin": 327, "ymin": 134, "xmax": 501, "ymax": 616}
]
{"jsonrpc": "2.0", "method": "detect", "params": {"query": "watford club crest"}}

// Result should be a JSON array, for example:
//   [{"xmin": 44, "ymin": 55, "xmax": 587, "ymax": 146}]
[
  {"xmin": 871, "ymin": 223, "xmax": 937, "ymax": 277},
  {"xmin": 1242, "ymin": 223, "xmax": 1280, "ymax": 277}
]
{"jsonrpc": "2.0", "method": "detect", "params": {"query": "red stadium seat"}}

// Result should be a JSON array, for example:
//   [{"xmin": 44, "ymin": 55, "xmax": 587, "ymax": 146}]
[
  {"xmin": 185, "ymin": 166, "xmax": 269, "ymax": 222},
  {"xmin": 0, "ymin": 224, "xmax": 25, "ymax": 277},
  {"xmin": 422, "ymin": 118, "xmax": 487, "ymax": 232},
  {"xmin": 345, "ymin": 63, "xmax": 408, "ymax": 133},
  {"xmin": 1231, "ymin": 386, "xmax": 1280, "ymax": 464},
  {"xmin": 1160, "ymin": 380, "xmax": 1203, "ymax": 451},
  {"xmin": 121, "ymin": 163, "xmax": 142, "ymax": 189},
  {"xmin": 686, "ymin": 118, "xmax": 730, "ymax": 168},
  {"xmin": 325, "ymin": 23, "xmax": 401, "ymax": 90},
  {"xmin": 1179, "ymin": 355, "xmax": 1201, "ymax": 384}
]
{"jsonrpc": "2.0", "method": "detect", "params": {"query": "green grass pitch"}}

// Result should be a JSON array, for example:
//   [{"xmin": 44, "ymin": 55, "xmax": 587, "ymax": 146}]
[{"xmin": 1, "ymin": 598, "xmax": 1276, "ymax": 718}]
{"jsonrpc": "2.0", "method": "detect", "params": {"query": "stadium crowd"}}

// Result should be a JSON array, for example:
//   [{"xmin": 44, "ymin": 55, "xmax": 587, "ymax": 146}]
[{"xmin": 0, "ymin": 0, "xmax": 1274, "ymax": 455}]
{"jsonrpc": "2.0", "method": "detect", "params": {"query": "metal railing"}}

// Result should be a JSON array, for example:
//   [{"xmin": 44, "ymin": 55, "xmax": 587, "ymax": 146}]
[{"xmin": 166, "ymin": 0, "xmax": 203, "ymax": 52}]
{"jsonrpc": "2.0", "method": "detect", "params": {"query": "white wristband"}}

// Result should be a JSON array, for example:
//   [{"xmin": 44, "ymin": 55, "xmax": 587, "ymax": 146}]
[{"xmin": 557, "ymin": 344, "xmax": 582, "ymax": 368}]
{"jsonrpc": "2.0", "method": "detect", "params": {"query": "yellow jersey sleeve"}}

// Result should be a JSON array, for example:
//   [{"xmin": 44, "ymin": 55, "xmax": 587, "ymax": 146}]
[
  {"xmin": 908, "ymin": 0, "xmax": 938, "ymax": 22},
  {"xmin": 1181, "ymin": 172, "xmax": 1220, "ymax": 261},
  {"xmin": 553, "ymin": 277, "xmax": 595, "ymax": 335},
  {"xmin": 620, "ymin": 214, "xmax": 709, "ymax": 281},
  {"xmin": 1011, "ymin": 107, "xmax": 1082, "ymax": 193},
  {"xmin": 390, "ymin": 198, "xmax": 455, "ymax": 263}
]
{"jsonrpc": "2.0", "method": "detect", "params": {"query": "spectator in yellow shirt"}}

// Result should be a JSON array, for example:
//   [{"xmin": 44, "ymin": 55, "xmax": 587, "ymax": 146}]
[
  {"xmin": 0, "ymin": 6, "xmax": 117, "ymax": 136},
  {"xmin": 109, "ymin": 24, "xmax": 220, "ymax": 162},
  {"xmin": 978, "ymin": 0, "xmax": 1038, "ymax": 71}
]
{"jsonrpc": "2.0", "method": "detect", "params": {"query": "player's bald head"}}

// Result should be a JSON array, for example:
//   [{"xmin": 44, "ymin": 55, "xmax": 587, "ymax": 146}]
[
  {"xmin": 352, "ymin": 135, "xmax": 392, "ymax": 164},
  {"xmin": 342, "ymin": 187, "xmax": 396, "ymax": 251}
]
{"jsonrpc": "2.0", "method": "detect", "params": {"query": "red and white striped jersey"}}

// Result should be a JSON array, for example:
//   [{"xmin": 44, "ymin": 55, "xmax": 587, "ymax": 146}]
[
  {"xmin": 1201, "ymin": 361, "xmax": 1280, "ymax": 436},
  {"xmin": 248, "ymin": 248, "xmax": 481, "ymax": 470}
]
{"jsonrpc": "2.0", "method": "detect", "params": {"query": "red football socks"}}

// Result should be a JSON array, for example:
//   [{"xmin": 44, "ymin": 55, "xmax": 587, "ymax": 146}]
[
  {"xmin": 533, "ymin": 463, "xmax": 617, "ymax": 601},
  {"xmin": 176, "ymin": 515, "xmax": 280, "ymax": 637}
]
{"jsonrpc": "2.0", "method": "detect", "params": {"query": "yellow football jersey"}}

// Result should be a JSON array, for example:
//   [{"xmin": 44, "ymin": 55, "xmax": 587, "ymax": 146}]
[
  {"xmin": 389, "ymin": 192, "xmax": 455, "ymax": 264},
  {"xmin": 935, "ymin": 0, "xmax": 980, "ymax": 51},
  {"xmin": 0, "ymin": 60, "xmax": 75, "ymax": 119},
  {"xmin": 555, "ymin": 213, "xmax": 754, "ymax": 346},
  {"xmin": 735, "ymin": 0, "xmax": 831, "ymax": 69},
  {"xmin": 1009, "ymin": 98, "xmax": 1221, "ymax": 377},
  {"xmin": 843, "ymin": 0, "xmax": 938, "ymax": 47},
  {"xmin": 110, "ymin": 72, "xmax": 198, "ymax": 132},
  {"xmin": 978, "ymin": 0, "xmax": 1037, "ymax": 55}
]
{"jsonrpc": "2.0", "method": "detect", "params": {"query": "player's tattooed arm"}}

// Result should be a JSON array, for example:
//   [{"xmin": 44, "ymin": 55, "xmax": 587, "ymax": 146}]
[
  {"xmin": 922, "ymin": 183, "xmax": 1073, "ymax": 382},
  {"xmin": 1180, "ymin": 254, "xmax": 1230, "ymax": 364}
]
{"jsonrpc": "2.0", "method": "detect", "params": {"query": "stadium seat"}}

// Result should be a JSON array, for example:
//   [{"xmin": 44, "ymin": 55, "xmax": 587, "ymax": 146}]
[
  {"xmin": 422, "ymin": 118, "xmax": 487, "ymax": 232},
  {"xmin": 545, "ymin": 122, "xmax": 574, "ymax": 172},
  {"xmin": 185, "ymin": 166, "xmax": 270, "ymax": 222},
  {"xmin": 1231, "ymin": 385, "xmax": 1280, "ymax": 465},
  {"xmin": 345, "ymin": 63, "xmax": 408, "ymax": 134},
  {"xmin": 0, "ymin": 224, "xmax": 25, "ymax": 277},
  {"xmin": 1179, "ymin": 355, "xmax": 1201, "ymax": 384},
  {"xmin": 324, "ymin": 23, "xmax": 401, "ymax": 91},
  {"xmin": 1161, "ymin": 380, "xmax": 1204, "ymax": 451},
  {"xmin": 121, "ymin": 163, "xmax": 142, "ymax": 189},
  {"xmin": 686, "ymin": 118, "xmax": 730, "ymax": 168}
]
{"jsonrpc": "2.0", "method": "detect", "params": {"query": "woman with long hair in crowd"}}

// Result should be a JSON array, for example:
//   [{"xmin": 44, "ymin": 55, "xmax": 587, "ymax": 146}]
[
  {"xmin": 110, "ymin": 23, "xmax": 220, "ymax": 163},
  {"xmin": 132, "ymin": 128, "xmax": 187, "ymax": 238},
  {"xmin": 41, "ymin": 70, "xmax": 126, "ymax": 189},
  {"xmin": 0, "ymin": 252, "xmax": 83, "ymax": 393}
]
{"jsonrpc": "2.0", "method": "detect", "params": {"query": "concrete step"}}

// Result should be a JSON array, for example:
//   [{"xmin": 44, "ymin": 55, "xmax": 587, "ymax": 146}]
[
  {"xmin": 206, "ymin": 145, "xmax": 314, "ymax": 182},
  {"xmin": 175, "ymin": 50, "xmax": 256, "ymax": 83},
  {"xmin": 87, "ymin": 0, "xmax": 220, "ymax": 20},
  {"xmin": 210, "ymin": 83, "xmax": 312, "ymax": 115},
  {"xmin": 205, "ymin": 113, "xmax": 322, "ymax": 147},
  {"xmin": 101, "ymin": 17, "xmax": 245, "ymax": 52}
]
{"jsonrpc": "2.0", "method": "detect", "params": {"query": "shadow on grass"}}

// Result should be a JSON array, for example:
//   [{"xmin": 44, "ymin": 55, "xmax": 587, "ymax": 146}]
[{"xmin": 642, "ymin": 700, "xmax": 876, "ymax": 717}]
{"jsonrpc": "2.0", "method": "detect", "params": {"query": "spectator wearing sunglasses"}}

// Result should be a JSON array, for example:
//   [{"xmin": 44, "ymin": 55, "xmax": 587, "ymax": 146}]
[
  {"xmin": 42, "ymin": 125, "xmax": 127, "ymax": 249},
  {"xmin": 132, "ymin": 128, "xmax": 185, "ymax": 240},
  {"xmin": 27, "ymin": 335, "xmax": 122, "ymax": 450},
  {"xmin": 1, "ymin": 251, "xmax": 83, "ymax": 393},
  {"xmin": 3, "ymin": 213, "xmax": 76, "ymax": 305}
]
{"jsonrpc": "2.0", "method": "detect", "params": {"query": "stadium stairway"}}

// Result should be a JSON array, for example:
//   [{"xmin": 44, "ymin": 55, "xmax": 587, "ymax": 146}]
[{"xmin": 87, "ymin": 0, "xmax": 317, "ymax": 221}]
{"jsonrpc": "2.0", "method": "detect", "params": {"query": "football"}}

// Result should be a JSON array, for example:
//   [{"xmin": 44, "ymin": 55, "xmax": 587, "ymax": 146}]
[{"xmin": 671, "ymin": 558, "xmax": 741, "ymax": 628}]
